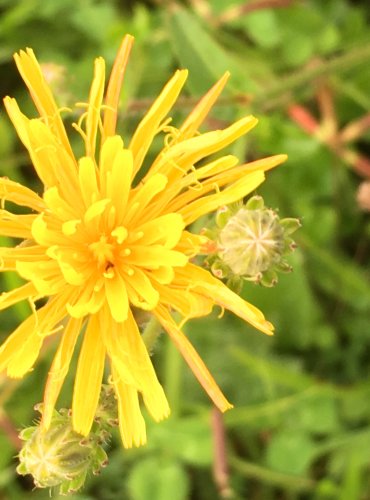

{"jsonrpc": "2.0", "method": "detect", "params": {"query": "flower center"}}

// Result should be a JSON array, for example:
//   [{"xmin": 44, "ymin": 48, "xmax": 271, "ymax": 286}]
[{"xmin": 88, "ymin": 235, "xmax": 115, "ymax": 269}]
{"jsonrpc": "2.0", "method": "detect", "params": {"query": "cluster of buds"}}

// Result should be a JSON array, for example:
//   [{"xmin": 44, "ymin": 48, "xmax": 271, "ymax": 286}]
[
  {"xmin": 17, "ymin": 385, "xmax": 118, "ymax": 495},
  {"xmin": 204, "ymin": 196, "xmax": 300, "ymax": 291}
]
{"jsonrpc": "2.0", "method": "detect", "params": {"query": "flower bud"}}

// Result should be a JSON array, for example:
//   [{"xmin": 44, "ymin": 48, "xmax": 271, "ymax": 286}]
[
  {"xmin": 205, "ymin": 197, "xmax": 300, "ymax": 288},
  {"xmin": 17, "ymin": 404, "xmax": 108, "ymax": 494}
]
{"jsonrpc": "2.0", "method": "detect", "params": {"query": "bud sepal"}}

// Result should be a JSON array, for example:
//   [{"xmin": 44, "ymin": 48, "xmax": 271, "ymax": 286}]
[
  {"xmin": 204, "ymin": 197, "xmax": 301, "ymax": 288},
  {"xmin": 16, "ymin": 384, "xmax": 118, "ymax": 495}
]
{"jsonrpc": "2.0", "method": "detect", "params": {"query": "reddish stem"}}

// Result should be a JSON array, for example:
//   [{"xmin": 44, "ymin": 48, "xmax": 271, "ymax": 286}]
[
  {"xmin": 287, "ymin": 104, "xmax": 319, "ymax": 134},
  {"xmin": 0, "ymin": 412, "xmax": 21, "ymax": 450},
  {"xmin": 212, "ymin": 407, "xmax": 233, "ymax": 498}
]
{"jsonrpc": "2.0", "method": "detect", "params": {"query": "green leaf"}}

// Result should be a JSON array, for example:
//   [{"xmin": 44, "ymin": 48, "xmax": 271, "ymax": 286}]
[
  {"xmin": 167, "ymin": 6, "xmax": 255, "ymax": 94},
  {"xmin": 128, "ymin": 457, "xmax": 189, "ymax": 500},
  {"xmin": 147, "ymin": 416, "xmax": 212, "ymax": 466},
  {"xmin": 266, "ymin": 429, "xmax": 317, "ymax": 475},
  {"xmin": 290, "ymin": 394, "xmax": 339, "ymax": 435},
  {"xmin": 241, "ymin": 10, "xmax": 282, "ymax": 49},
  {"xmin": 300, "ymin": 236, "xmax": 370, "ymax": 312}
]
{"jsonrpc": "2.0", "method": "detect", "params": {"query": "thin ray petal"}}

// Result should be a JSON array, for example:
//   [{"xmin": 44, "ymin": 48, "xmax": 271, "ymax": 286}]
[
  {"xmin": 13, "ymin": 48, "xmax": 74, "ymax": 158},
  {"xmin": 86, "ymin": 57, "xmax": 105, "ymax": 158},
  {"xmin": 105, "ymin": 269, "xmax": 129, "ymax": 322},
  {"xmin": 178, "ymin": 264, "xmax": 274, "ymax": 335},
  {"xmin": 111, "ymin": 363, "xmax": 147, "ymax": 448},
  {"xmin": 179, "ymin": 171, "xmax": 265, "ymax": 225},
  {"xmin": 72, "ymin": 314, "xmax": 106, "ymax": 436},
  {"xmin": 0, "ymin": 177, "xmax": 45, "ymax": 211},
  {"xmin": 0, "ymin": 282, "xmax": 39, "ymax": 312},
  {"xmin": 129, "ymin": 70, "xmax": 188, "ymax": 175},
  {"xmin": 155, "ymin": 305, "xmax": 233, "ymax": 412},
  {"xmin": 179, "ymin": 72, "xmax": 230, "ymax": 139},
  {"xmin": 42, "ymin": 317, "xmax": 82, "ymax": 429},
  {"xmin": 103, "ymin": 35, "xmax": 134, "ymax": 138}
]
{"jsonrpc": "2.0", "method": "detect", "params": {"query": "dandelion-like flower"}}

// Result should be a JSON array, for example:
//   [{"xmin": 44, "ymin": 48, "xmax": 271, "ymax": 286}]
[{"xmin": 0, "ymin": 35, "xmax": 286, "ymax": 448}]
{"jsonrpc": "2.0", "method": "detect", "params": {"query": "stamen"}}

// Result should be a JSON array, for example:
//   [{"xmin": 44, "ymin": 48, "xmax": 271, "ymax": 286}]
[
  {"xmin": 111, "ymin": 226, "xmax": 127, "ymax": 244},
  {"xmin": 71, "ymin": 122, "xmax": 87, "ymax": 141},
  {"xmin": 107, "ymin": 206, "xmax": 116, "ymax": 229},
  {"xmin": 36, "ymin": 323, "xmax": 63, "ymax": 339}
]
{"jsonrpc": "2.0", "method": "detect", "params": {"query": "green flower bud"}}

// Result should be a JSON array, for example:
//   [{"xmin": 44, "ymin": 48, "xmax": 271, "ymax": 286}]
[
  {"xmin": 17, "ymin": 404, "xmax": 108, "ymax": 494},
  {"xmin": 205, "ymin": 197, "xmax": 300, "ymax": 288},
  {"xmin": 218, "ymin": 207, "xmax": 285, "ymax": 277}
]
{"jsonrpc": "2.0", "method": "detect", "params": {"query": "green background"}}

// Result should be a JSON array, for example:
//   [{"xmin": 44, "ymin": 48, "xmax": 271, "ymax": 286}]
[{"xmin": 0, "ymin": 0, "xmax": 370, "ymax": 498}]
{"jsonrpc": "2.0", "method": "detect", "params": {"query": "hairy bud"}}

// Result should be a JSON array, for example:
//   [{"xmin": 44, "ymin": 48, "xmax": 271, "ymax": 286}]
[
  {"xmin": 205, "ymin": 197, "xmax": 300, "ymax": 290},
  {"xmin": 17, "ymin": 395, "xmax": 112, "ymax": 494}
]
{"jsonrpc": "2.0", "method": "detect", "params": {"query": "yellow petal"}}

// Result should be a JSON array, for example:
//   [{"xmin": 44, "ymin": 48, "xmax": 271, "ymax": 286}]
[
  {"xmin": 145, "ymin": 266, "xmax": 174, "ymax": 285},
  {"xmin": 99, "ymin": 135, "xmax": 124, "ymax": 194},
  {"xmin": 16, "ymin": 259, "xmax": 64, "ymax": 295},
  {"xmin": 178, "ymin": 171, "xmax": 265, "ymax": 225},
  {"xmin": 155, "ymin": 305, "xmax": 233, "ymax": 413},
  {"xmin": 107, "ymin": 148, "xmax": 133, "ymax": 223},
  {"xmin": 0, "ymin": 244, "xmax": 46, "ymax": 272},
  {"xmin": 0, "ymin": 177, "xmax": 45, "ymax": 211},
  {"xmin": 179, "ymin": 72, "xmax": 230, "ymax": 140},
  {"xmin": 72, "ymin": 314, "xmax": 106, "ymax": 436},
  {"xmin": 111, "ymin": 363, "xmax": 147, "ymax": 449},
  {"xmin": 85, "ymin": 57, "xmax": 105, "ymax": 158},
  {"xmin": 102, "ymin": 307, "xmax": 170, "ymax": 422},
  {"xmin": 178, "ymin": 264, "xmax": 274, "ymax": 335},
  {"xmin": 78, "ymin": 156, "xmax": 100, "ymax": 207},
  {"xmin": 103, "ymin": 35, "xmax": 134, "ymax": 139},
  {"xmin": 84, "ymin": 198, "xmax": 110, "ymax": 224},
  {"xmin": 13, "ymin": 48, "xmax": 74, "ymax": 158},
  {"xmin": 129, "ymin": 69, "xmax": 188, "ymax": 175},
  {"xmin": 167, "ymin": 155, "xmax": 285, "ymax": 215},
  {"xmin": 3, "ymin": 97, "xmax": 31, "ymax": 150},
  {"xmin": 123, "ymin": 267, "xmax": 160, "ymax": 310},
  {"xmin": 0, "ymin": 212, "xmax": 34, "ymax": 239},
  {"xmin": 1, "ymin": 292, "xmax": 71, "ymax": 378},
  {"xmin": 42, "ymin": 317, "xmax": 82, "ymax": 429},
  {"xmin": 26, "ymin": 119, "xmax": 80, "ymax": 201},
  {"xmin": 43, "ymin": 186, "xmax": 80, "ymax": 221},
  {"xmin": 134, "ymin": 213, "xmax": 184, "ymax": 249},
  {"xmin": 0, "ymin": 282, "xmax": 39, "ymax": 312},
  {"xmin": 123, "ymin": 309, "xmax": 170, "ymax": 421},
  {"xmin": 150, "ymin": 115, "xmax": 258, "ymax": 179},
  {"xmin": 67, "ymin": 278, "xmax": 104, "ymax": 317},
  {"xmin": 175, "ymin": 231, "xmax": 208, "ymax": 257},
  {"xmin": 0, "ymin": 314, "xmax": 38, "ymax": 376},
  {"xmin": 125, "ymin": 173, "xmax": 167, "ymax": 225},
  {"xmin": 105, "ymin": 269, "xmax": 129, "ymax": 322},
  {"xmin": 155, "ymin": 280, "xmax": 213, "ymax": 318},
  {"xmin": 32, "ymin": 214, "xmax": 67, "ymax": 247},
  {"xmin": 126, "ymin": 245, "xmax": 187, "ymax": 269}
]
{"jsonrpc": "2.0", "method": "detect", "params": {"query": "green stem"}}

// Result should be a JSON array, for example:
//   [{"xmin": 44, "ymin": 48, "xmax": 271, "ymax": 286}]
[
  {"xmin": 230, "ymin": 456, "xmax": 316, "ymax": 493},
  {"xmin": 141, "ymin": 316, "xmax": 164, "ymax": 353},
  {"xmin": 254, "ymin": 42, "xmax": 370, "ymax": 108},
  {"xmin": 164, "ymin": 335, "xmax": 183, "ymax": 417}
]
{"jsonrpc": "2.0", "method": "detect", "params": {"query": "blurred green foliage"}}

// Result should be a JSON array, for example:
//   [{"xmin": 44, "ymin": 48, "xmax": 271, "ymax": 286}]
[{"xmin": 0, "ymin": 0, "xmax": 370, "ymax": 498}]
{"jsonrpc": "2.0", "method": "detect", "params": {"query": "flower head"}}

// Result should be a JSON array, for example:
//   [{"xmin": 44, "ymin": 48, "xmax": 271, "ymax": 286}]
[{"xmin": 0, "ymin": 35, "xmax": 286, "ymax": 448}]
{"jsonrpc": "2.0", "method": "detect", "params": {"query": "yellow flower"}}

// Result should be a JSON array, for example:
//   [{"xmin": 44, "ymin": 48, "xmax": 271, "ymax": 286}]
[{"xmin": 0, "ymin": 35, "xmax": 286, "ymax": 448}]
